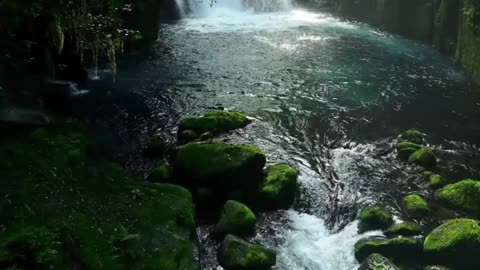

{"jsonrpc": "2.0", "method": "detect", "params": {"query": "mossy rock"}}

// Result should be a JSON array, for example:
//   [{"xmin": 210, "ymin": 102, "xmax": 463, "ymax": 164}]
[
  {"xmin": 408, "ymin": 148, "xmax": 437, "ymax": 169},
  {"xmin": 0, "ymin": 122, "xmax": 198, "ymax": 269},
  {"xmin": 257, "ymin": 164, "xmax": 299, "ymax": 210},
  {"xmin": 354, "ymin": 236, "xmax": 421, "ymax": 263},
  {"xmin": 358, "ymin": 253, "xmax": 399, "ymax": 270},
  {"xmin": 424, "ymin": 219, "xmax": 480, "ymax": 268},
  {"xmin": 396, "ymin": 141, "xmax": 422, "ymax": 151},
  {"xmin": 429, "ymin": 174, "xmax": 447, "ymax": 189},
  {"xmin": 150, "ymin": 164, "xmax": 173, "ymax": 182},
  {"xmin": 398, "ymin": 147, "xmax": 418, "ymax": 161},
  {"xmin": 218, "ymin": 234, "xmax": 276, "ymax": 270},
  {"xmin": 212, "ymin": 200, "xmax": 256, "ymax": 238},
  {"xmin": 174, "ymin": 142, "xmax": 266, "ymax": 189},
  {"xmin": 384, "ymin": 222, "xmax": 421, "ymax": 238},
  {"xmin": 178, "ymin": 111, "xmax": 251, "ymax": 136},
  {"xmin": 403, "ymin": 194, "xmax": 430, "ymax": 218},
  {"xmin": 401, "ymin": 129, "xmax": 423, "ymax": 145},
  {"xmin": 437, "ymin": 179, "xmax": 480, "ymax": 217},
  {"xmin": 178, "ymin": 130, "xmax": 199, "ymax": 143},
  {"xmin": 358, "ymin": 205, "xmax": 394, "ymax": 233},
  {"xmin": 423, "ymin": 171, "xmax": 434, "ymax": 178}
]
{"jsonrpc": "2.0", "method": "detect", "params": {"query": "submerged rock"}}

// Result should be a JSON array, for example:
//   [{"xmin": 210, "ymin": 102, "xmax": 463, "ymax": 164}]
[
  {"xmin": 384, "ymin": 222, "xmax": 421, "ymax": 238},
  {"xmin": 429, "ymin": 174, "xmax": 447, "ymax": 189},
  {"xmin": 178, "ymin": 111, "xmax": 251, "ymax": 136},
  {"xmin": 212, "ymin": 200, "xmax": 256, "ymax": 238},
  {"xmin": 358, "ymin": 253, "xmax": 399, "ymax": 270},
  {"xmin": 218, "ymin": 234, "xmax": 276, "ymax": 270},
  {"xmin": 437, "ymin": 179, "xmax": 480, "ymax": 217},
  {"xmin": 408, "ymin": 148, "xmax": 437, "ymax": 169},
  {"xmin": 257, "ymin": 164, "xmax": 299, "ymax": 209},
  {"xmin": 149, "ymin": 164, "xmax": 173, "ymax": 182},
  {"xmin": 401, "ymin": 129, "xmax": 423, "ymax": 145},
  {"xmin": 354, "ymin": 236, "xmax": 421, "ymax": 263},
  {"xmin": 358, "ymin": 205, "xmax": 394, "ymax": 233},
  {"xmin": 403, "ymin": 194, "xmax": 430, "ymax": 218},
  {"xmin": 424, "ymin": 219, "xmax": 480, "ymax": 268},
  {"xmin": 174, "ymin": 142, "xmax": 266, "ymax": 189}
]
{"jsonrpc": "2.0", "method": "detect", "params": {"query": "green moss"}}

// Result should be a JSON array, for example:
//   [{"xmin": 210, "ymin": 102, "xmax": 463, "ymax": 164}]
[
  {"xmin": 396, "ymin": 141, "xmax": 422, "ymax": 151},
  {"xmin": 423, "ymin": 171, "xmax": 435, "ymax": 177},
  {"xmin": 218, "ymin": 234, "xmax": 276, "ymax": 270},
  {"xmin": 429, "ymin": 174, "xmax": 447, "ymax": 189},
  {"xmin": 150, "ymin": 164, "xmax": 173, "ymax": 182},
  {"xmin": 358, "ymin": 205, "xmax": 394, "ymax": 232},
  {"xmin": 397, "ymin": 147, "xmax": 418, "ymax": 161},
  {"xmin": 384, "ymin": 222, "xmax": 421, "ymax": 237},
  {"xmin": 408, "ymin": 148, "xmax": 437, "ymax": 169},
  {"xmin": 437, "ymin": 179, "xmax": 480, "ymax": 217},
  {"xmin": 258, "ymin": 164, "xmax": 299, "ymax": 209},
  {"xmin": 178, "ymin": 111, "xmax": 251, "ymax": 135},
  {"xmin": 174, "ymin": 142, "xmax": 266, "ymax": 186},
  {"xmin": 354, "ymin": 236, "xmax": 420, "ymax": 263},
  {"xmin": 401, "ymin": 129, "xmax": 423, "ymax": 144},
  {"xmin": 212, "ymin": 200, "xmax": 256, "ymax": 238},
  {"xmin": 457, "ymin": 0, "xmax": 480, "ymax": 84},
  {"xmin": 403, "ymin": 194, "xmax": 430, "ymax": 218},
  {"xmin": 359, "ymin": 253, "xmax": 399, "ymax": 270},
  {"xmin": 424, "ymin": 219, "xmax": 480, "ymax": 268},
  {"xmin": 0, "ymin": 121, "xmax": 197, "ymax": 269}
]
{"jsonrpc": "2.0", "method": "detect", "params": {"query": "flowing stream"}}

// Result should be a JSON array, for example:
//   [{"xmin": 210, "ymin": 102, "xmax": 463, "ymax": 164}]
[{"xmin": 83, "ymin": 1, "xmax": 480, "ymax": 269}]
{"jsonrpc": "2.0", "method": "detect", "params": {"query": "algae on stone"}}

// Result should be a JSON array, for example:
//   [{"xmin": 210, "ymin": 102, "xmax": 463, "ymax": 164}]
[
  {"xmin": 384, "ymin": 221, "xmax": 421, "ymax": 238},
  {"xmin": 408, "ymin": 148, "xmax": 437, "ymax": 169},
  {"xmin": 258, "ymin": 164, "xmax": 299, "ymax": 209},
  {"xmin": 403, "ymin": 194, "xmax": 430, "ymax": 218},
  {"xmin": 437, "ymin": 179, "xmax": 480, "ymax": 217},
  {"xmin": 424, "ymin": 219, "xmax": 480, "ymax": 268},
  {"xmin": 212, "ymin": 200, "xmax": 256, "ymax": 238},
  {"xmin": 359, "ymin": 253, "xmax": 399, "ymax": 270},
  {"xmin": 178, "ymin": 111, "xmax": 251, "ymax": 136},
  {"xmin": 218, "ymin": 234, "xmax": 276, "ymax": 270},
  {"xmin": 358, "ymin": 205, "xmax": 394, "ymax": 232},
  {"xmin": 429, "ymin": 174, "xmax": 447, "ymax": 189},
  {"xmin": 354, "ymin": 236, "xmax": 421, "ymax": 263},
  {"xmin": 401, "ymin": 129, "xmax": 424, "ymax": 145}
]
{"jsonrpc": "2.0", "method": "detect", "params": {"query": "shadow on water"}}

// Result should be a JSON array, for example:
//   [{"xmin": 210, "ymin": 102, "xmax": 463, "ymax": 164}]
[{"xmin": 77, "ymin": 9, "xmax": 480, "ymax": 270}]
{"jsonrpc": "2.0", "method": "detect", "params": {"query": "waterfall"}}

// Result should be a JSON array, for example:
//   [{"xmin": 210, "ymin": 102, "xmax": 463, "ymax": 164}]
[{"xmin": 174, "ymin": 0, "xmax": 293, "ymax": 17}]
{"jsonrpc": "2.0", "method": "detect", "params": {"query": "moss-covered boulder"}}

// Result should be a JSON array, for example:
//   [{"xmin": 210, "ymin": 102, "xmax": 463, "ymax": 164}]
[
  {"xmin": 178, "ymin": 111, "xmax": 251, "ymax": 136},
  {"xmin": 396, "ymin": 141, "xmax": 422, "ymax": 151},
  {"xmin": 354, "ymin": 236, "xmax": 421, "ymax": 263},
  {"xmin": 437, "ymin": 179, "xmax": 480, "ymax": 217},
  {"xmin": 358, "ymin": 205, "xmax": 394, "ymax": 233},
  {"xmin": 424, "ymin": 219, "xmax": 480, "ymax": 268},
  {"xmin": 403, "ymin": 194, "xmax": 430, "ymax": 218},
  {"xmin": 398, "ymin": 147, "xmax": 418, "ymax": 161},
  {"xmin": 257, "ymin": 164, "xmax": 299, "ymax": 209},
  {"xmin": 423, "ymin": 171, "xmax": 434, "ymax": 177},
  {"xmin": 0, "ymin": 121, "xmax": 198, "ymax": 269},
  {"xmin": 429, "ymin": 174, "xmax": 447, "ymax": 189},
  {"xmin": 401, "ymin": 129, "xmax": 423, "ymax": 145},
  {"xmin": 174, "ymin": 142, "xmax": 266, "ymax": 190},
  {"xmin": 212, "ymin": 200, "xmax": 256, "ymax": 238},
  {"xmin": 384, "ymin": 222, "xmax": 421, "ymax": 238},
  {"xmin": 149, "ymin": 164, "xmax": 173, "ymax": 182},
  {"xmin": 358, "ymin": 253, "xmax": 399, "ymax": 270},
  {"xmin": 408, "ymin": 148, "xmax": 437, "ymax": 169},
  {"xmin": 218, "ymin": 234, "xmax": 276, "ymax": 270}
]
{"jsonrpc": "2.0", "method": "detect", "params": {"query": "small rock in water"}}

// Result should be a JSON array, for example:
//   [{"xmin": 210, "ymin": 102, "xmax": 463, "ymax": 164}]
[
  {"xmin": 384, "ymin": 221, "xmax": 421, "ymax": 237},
  {"xmin": 218, "ymin": 234, "xmax": 276, "ymax": 270},
  {"xmin": 359, "ymin": 253, "xmax": 399, "ymax": 270},
  {"xmin": 408, "ymin": 148, "xmax": 437, "ymax": 169},
  {"xmin": 403, "ymin": 194, "xmax": 430, "ymax": 218},
  {"xmin": 354, "ymin": 236, "xmax": 421, "ymax": 263},
  {"xmin": 437, "ymin": 179, "xmax": 480, "ymax": 217},
  {"xmin": 257, "ymin": 164, "xmax": 299, "ymax": 210},
  {"xmin": 357, "ymin": 205, "xmax": 394, "ymax": 233},
  {"xmin": 401, "ymin": 129, "xmax": 424, "ymax": 145},
  {"xmin": 211, "ymin": 200, "xmax": 256, "ymax": 239}
]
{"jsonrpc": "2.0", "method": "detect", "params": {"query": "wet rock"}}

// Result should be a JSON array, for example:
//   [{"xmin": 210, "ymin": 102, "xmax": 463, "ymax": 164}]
[
  {"xmin": 178, "ymin": 129, "xmax": 198, "ymax": 143},
  {"xmin": 437, "ymin": 179, "xmax": 480, "ymax": 217},
  {"xmin": 429, "ymin": 174, "xmax": 447, "ymax": 189},
  {"xmin": 398, "ymin": 147, "xmax": 418, "ymax": 161},
  {"xmin": 408, "ymin": 148, "xmax": 437, "ymax": 169},
  {"xmin": 218, "ymin": 234, "xmax": 276, "ymax": 270},
  {"xmin": 174, "ymin": 142, "xmax": 266, "ymax": 190},
  {"xmin": 384, "ymin": 222, "xmax": 421, "ymax": 238},
  {"xmin": 401, "ymin": 129, "xmax": 424, "ymax": 145},
  {"xmin": 403, "ymin": 194, "xmax": 430, "ymax": 218},
  {"xmin": 257, "ymin": 164, "xmax": 299, "ymax": 210},
  {"xmin": 424, "ymin": 219, "xmax": 480, "ymax": 268},
  {"xmin": 358, "ymin": 253, "xmax": 399, "ymax": 270},
  {"xmin": 212, "ymin": 200, "xmax": 256, "ymax": 238},
  {"xmin": 423, "ymin": 266, "xmax": 452, "ymax": 270},
  {"xmin": 358, "ymin": 205, "xmax": 394, "ymax": 233},
  {"xmin": 149, "ymin": 164, "xmax": 173, "ymax": 183},
  {"xmin": 178, "ymin": 110, "xmax": 251, "ymax": 136},
  {"xmin": 143, "ymin": 136, "xmax": 168, "ymax": 157},
  {"xmin": 396, "ymin": 141, "xmax": 422, "ymax": 151},
  {"xmin": 354, "ymin": 236, "xmax": 421, "ymax": 263},
  {"xmin": 199, "ymin": 131, "xmax": 214, "ymax": 141}
]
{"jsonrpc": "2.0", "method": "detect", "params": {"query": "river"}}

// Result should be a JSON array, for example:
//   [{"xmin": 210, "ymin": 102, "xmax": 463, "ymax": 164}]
[{"xmin": 82, "ymin": 2, "xmax": 480, "ymax": 269}]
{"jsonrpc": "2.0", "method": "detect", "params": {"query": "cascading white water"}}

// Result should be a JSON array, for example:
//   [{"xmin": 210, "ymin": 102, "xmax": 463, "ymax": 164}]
[{"xmin": 174, "ymin": 0, "xmax": 293, "ymax": 17}]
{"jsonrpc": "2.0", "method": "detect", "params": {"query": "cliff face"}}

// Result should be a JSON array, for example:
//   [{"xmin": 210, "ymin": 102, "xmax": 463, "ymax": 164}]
[{"xmin": 332, "ymin": 0, "xmax": 480, "ymax": 84}]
